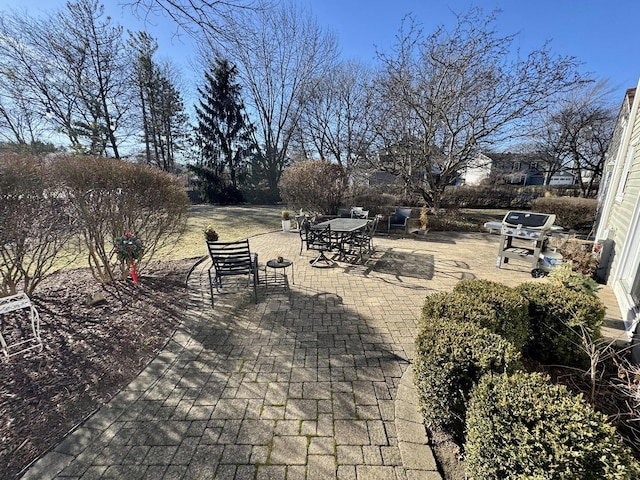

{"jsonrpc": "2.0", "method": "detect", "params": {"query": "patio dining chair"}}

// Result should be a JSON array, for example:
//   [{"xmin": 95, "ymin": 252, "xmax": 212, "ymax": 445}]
[
  {"xmin": 351, "ymin": 208, "xmax": 369, "ymax": 219},
  {"xmin": 206, "ymin": 239, "xmax": 259, "ymax": 305},
  {"xmin": 343, "ymin": 217, "xmax": 378, "ymax": 262},
  {"xmin": 298, "ymin": 216, "xmax": 311, "ymax": 254},
  {"xmin": 306, "ymin": 223, "xmax": 334, "ymax": 267}
]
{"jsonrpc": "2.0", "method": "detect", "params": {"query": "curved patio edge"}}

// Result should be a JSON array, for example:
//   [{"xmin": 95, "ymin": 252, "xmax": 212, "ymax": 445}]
[{"xmin": 395, "ymin": 364, "xmax": 443, "ymax": 479}]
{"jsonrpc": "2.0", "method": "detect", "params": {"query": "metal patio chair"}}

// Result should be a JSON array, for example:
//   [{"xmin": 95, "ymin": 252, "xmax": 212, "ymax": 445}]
[
  {"xmin": 388, "ymin": 207, "xmax": 413, "ymax": 237},
  {"xmin": 206, "ymin": 239, "xmax": 259, "ymax": 305},
  {"xmin": 306, "ymin": 223, "xmax": 334, "ymax": 267}
]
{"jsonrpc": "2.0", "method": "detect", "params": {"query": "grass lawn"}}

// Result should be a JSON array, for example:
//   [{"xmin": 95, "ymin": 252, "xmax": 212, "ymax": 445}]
[
  {"xmin": 60, "ymin": 205, "xmax": 507, "ymax": 270},
  {"xmin": 428, "ymin": 208, "xmax": 507, "ymax": 232},
  {"xmin": 157, "ymin": 205, "xmax": 507, "ymax": 260},
  {"xmin": 155, "ymin": 204, "xmax": 285, "ymax": 261}
]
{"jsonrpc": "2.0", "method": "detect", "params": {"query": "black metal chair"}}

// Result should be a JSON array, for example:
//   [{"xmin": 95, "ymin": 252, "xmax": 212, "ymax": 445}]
[
  {"xmin": 343, "ymin": 218, "xmax": 378, "ymax": 262},
  {"xmin": 206, "ymin": 239, "xmax": 259, "ymax": 305},
  {"xmin": 306, "ymin": 224, "xmax": 334, "ymax": 267},
  {"xmin": 388, "ymin": 207, "xmax": 413, "ymax": 237},
  {"xmin": 298, "ymin": 217, "xmax": 311, "ymax": 254}
]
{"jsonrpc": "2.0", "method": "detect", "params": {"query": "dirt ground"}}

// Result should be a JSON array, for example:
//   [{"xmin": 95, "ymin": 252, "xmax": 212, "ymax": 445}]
[{"xmin": 0, "ymin": 259, "xmax": 194, "ymax": 480}]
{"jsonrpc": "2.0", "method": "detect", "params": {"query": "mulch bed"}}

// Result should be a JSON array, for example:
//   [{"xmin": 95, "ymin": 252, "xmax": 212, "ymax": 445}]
[{"xmin": 0, "ymin": 259, "xmax": 195, "ymax": 479}]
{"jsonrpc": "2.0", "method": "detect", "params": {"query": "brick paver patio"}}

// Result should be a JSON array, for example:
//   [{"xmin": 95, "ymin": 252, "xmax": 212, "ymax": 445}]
[{"xmin": 21, "ymin": 230, "xmax": 622, "ymax": 479}]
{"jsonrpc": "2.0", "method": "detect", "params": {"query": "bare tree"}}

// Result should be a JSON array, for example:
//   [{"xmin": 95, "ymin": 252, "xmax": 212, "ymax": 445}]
[
  {"xmin": 294, "ymin": 60, "xmax": 375, "ymax": 180},
  {"xmin": 129, "ymin": 31, "xmax": 189, "ymax": 171},
  {"xmin": 532, "ymin": 81, "xmax": 616, "ymax": 196},
  {"xmin": 0, "ymin": 1, "xmax": 135, "ymax": 157},
  {"xmin": 0, "ymin": 74, "xmax": 47, "ymax": 148},
  {"xmin": 124, "ymin": 0, "xmax": 262, "ymax": 41},
  {"xmin": 215, "ymin": 1, "xmax": 339, "ymax": 195},
  {"xmin": 372, "ymin": 10, "xmax": 585, "ymax": 209}
]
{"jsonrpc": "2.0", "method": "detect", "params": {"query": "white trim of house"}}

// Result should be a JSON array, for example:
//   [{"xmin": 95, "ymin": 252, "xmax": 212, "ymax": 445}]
[
  {"xmin": 615, "ymin": 140, "xmax": 636, "ymax": 203},
  {"xmin": 596, "ymin": 78, "xmax": 640, "ymax": 339},
  {"xmin": 596, "ymin": 102, "xmax": 634, "ymax": 241},
  {"xmin": 612, "ymin": 189, "xmax": 640, "ymax": 336}
]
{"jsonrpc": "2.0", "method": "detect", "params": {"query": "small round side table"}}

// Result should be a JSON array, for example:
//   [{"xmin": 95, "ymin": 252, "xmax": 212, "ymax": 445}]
[{"xmin": 265, "ymin": 258, "xmax": 294, "ymax": 289}]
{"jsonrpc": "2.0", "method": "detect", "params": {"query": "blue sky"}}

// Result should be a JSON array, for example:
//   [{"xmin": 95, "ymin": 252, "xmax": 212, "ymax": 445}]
[{"xmin": 1, "ymin": 0, "xmax": 638, "ymax": 103}]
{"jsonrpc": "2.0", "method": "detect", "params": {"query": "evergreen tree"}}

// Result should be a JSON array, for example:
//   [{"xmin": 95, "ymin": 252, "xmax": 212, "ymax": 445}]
[{"xmin": 192, "ymin": 57, "xmax": 255, "ymax": 203}]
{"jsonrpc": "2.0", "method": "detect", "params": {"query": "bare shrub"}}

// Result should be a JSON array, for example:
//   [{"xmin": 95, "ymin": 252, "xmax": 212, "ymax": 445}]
[
  {"xmin": 279, "ymin": 160, "xmax": 346, "ymax": 215},
  {"xmin": 53, "ymin": 156, "xmax": 190, "ymax": 283},
  {"xmin": 0, "ymin": 154, "xmax": 77, "ymax": 296},
  {"xmin": 531, "ymin": 196, "xmax": 597, "ymax": 232}
]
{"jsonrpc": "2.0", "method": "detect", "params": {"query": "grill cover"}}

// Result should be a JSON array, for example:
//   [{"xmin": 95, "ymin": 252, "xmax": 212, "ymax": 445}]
[{"xmin": 502, "ymin": 211, "xmax": 556, "ymax": 230}]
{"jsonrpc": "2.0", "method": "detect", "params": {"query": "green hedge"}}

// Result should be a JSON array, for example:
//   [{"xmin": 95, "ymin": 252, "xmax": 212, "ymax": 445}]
[
  {"xmin": 414, "ymin": 318, "xmax": 520, "ymax": 440},
  {"xmin": 421, "ymin": 280, "xmax": 529, "ymax": 350},
  {"xmin": 466, "ymin": 372, "xmax": 640, "ymax": 480},
  {"xmin": 515, "ymin": 282, "xmax": 605, "ymax": 367}
]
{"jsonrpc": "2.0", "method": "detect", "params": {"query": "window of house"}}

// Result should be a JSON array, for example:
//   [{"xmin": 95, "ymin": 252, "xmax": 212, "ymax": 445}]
[
  {"xmin": 620, "ymin": 192, "xmax": 640, "ymax": 306},
  {"xmin": 530, "ymin": 161, "xmax": 538, "ymax": 170},
  {"xmin": 630, "ymin": 263, "xmax": 640, "ymax": 307},
  {"xmin": 615, "ymin": 142, "xmax": 636, "ymax": 202},
  {"xmin": 513, "ymin": 162, "xmax": 521, "ymax": 171}
]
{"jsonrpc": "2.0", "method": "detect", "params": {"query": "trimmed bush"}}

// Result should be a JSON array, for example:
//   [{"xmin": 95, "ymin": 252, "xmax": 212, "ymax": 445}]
[
  {"xmin": 466, "ymin": 372, "xmax": 640, "ymax": 480},
  {"xmin": 453, "ymin": 279, "xmax": 529, "ymax": 348},
  {"xmin": 53, "ymin": 156, "xmax": 190, "ymax": 282},
  {"xmin": 413, "ymin": 318, "xmax": 520, "ymax": 439},
  {"xmin": 421, "ymin": 281, "xmax": 529, "ymax": 350},
  {"xmin": 531, "ymin": 196, "xmax": 597, "ymax": 232},
  {"xmin": 0, "ymin": 154, "xmax": 77, "ymax": 295},
  {"xmin": 515, "ymin": 282, "xmax": 605, "ymax": 368},
  {"xmin": 278, "ymin": 160, "xmax": 347, "ymax": 215}
]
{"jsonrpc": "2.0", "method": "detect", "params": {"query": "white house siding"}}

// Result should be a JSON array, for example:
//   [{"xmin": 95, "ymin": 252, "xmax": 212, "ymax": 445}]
[{"xmin": 595, "ymin": 81, "xmax": 640, "ymax": 337}]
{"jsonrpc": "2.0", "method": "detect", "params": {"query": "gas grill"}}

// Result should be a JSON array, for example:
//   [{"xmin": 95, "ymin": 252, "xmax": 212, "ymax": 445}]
[{"xmin": 495, "ymin": 211, "xmax": 562, "ymax": 277}]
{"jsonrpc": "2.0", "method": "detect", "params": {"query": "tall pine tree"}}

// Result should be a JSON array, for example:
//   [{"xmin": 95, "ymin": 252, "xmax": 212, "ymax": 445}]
[{"xmin": 192, "ymin": 57, "xmax": 255, "ymax": 203}]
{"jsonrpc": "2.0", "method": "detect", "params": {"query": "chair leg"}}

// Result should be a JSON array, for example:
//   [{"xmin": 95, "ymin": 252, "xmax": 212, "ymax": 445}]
[
  {"xmin": 207, "ymin": 269, "xmax": 215, "ymax": 306},
  {"xmin": 252, "ymin": 271, "xmax": 258, "ymax": 304},
  {"xmin": 310, "ymin": 250, "xmax": 332, "ymax": 267}
]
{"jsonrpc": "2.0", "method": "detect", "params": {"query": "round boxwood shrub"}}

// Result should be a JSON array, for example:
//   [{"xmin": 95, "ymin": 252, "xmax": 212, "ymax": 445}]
[
  {"xmin": 515, "ymin": 281, "xmax": 605, "ymax": 368},
  {"xmin": 466, "ymin": 371, "xmax": 640, "ymax": 480},
  {"xmin": 453, "ymin": 279, "xmax": 529, "ymax": 346},
  {"xmin": 421, "ymin": 279, "xmax": 529, "ymax": 350},
  {"xmin": 413, "ymin": 318, "xmax": 520, "ymax": 440}
]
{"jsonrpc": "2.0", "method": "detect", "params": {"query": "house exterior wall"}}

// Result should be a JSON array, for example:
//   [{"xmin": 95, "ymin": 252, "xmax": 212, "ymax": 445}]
[
  {"xmin": 595, "ymin": 82, "xmax": 640, "ymax": 338},
  {"xmin": 548, "ymin": 173, "xmax": 575, "ymax": 186},
  {"xmin": 463, "ymin": 152, "xmax": 492, "ymax": 185}
]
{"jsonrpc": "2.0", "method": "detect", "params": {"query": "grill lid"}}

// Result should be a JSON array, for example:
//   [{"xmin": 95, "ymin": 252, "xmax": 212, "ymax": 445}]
[{"xmin": 502, "ymin": 211, "xmax": 556, "ymax": 229}]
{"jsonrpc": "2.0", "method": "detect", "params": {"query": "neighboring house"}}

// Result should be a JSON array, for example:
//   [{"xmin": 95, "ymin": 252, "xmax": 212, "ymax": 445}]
[
  {"xmin": 462, "ymin": 152, "xmax": 493, "ymax": 185},
  {"xmin": 548, "ymin": 170, "xmax": 576, "ymax": 186},
  {"xmin": 594, "ymin": 83, "xmax": 640, "ymax": 340},
  {"xmin": 482, "ymin": 152, "xmax": 572, "ymax": 186}
]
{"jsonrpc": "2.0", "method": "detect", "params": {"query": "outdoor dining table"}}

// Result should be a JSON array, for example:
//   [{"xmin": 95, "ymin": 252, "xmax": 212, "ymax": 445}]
[{"xmin": 312, "ymin": 218, "xmax": 371, "ymax": 262}]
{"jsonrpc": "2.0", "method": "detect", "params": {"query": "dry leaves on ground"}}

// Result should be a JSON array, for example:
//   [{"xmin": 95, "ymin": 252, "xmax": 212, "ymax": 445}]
[{"xmin": 0, "ymin": 259, "xmax": 194, "ymax": 480}]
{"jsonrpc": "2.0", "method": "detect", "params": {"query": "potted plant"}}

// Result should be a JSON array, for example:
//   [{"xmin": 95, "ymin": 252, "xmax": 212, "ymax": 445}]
[
  {"xmin": 415, "ymin": 205, "xmax": 429, "ymax": 237},
  {"xmin": 204, "ymin": 224, "xmax": 219, "ymax": 242},
  {"xmin": 281, "ymin": 210, "xmax": 291, "ymax": 232}
]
